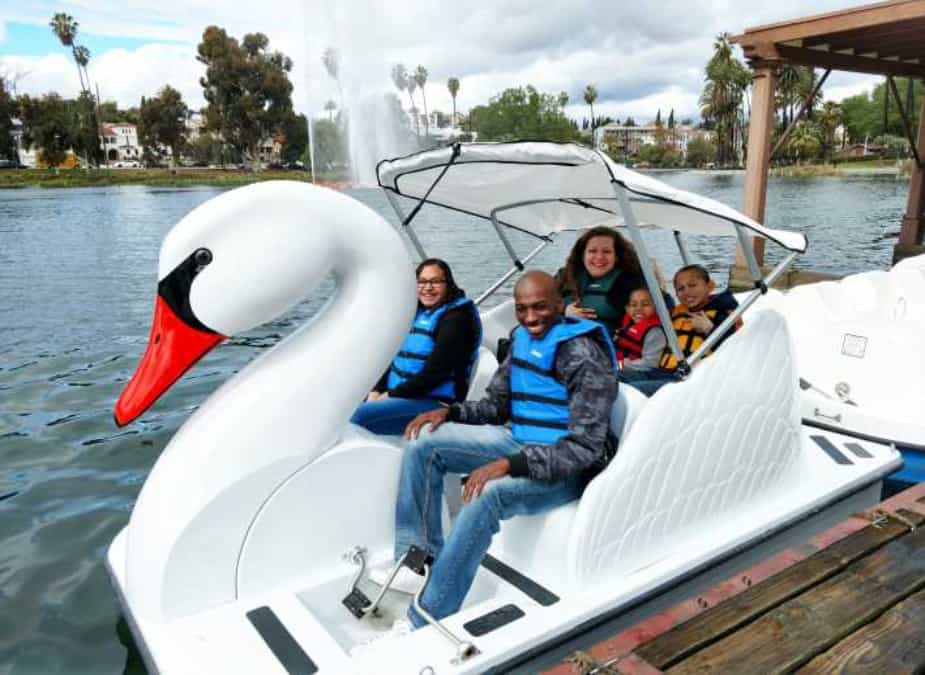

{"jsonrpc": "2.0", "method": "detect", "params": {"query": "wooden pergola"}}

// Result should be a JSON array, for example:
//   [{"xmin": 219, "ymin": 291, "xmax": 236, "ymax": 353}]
[{"xmin": 731, "ymin": 0, "xmax": 925, "ymax": 267}]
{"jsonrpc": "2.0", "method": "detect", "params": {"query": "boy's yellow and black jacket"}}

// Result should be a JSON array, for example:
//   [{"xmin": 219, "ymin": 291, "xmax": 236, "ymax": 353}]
[{"xmin": 658, "ymin": 290, "xmax": 741, "ymax": 370}]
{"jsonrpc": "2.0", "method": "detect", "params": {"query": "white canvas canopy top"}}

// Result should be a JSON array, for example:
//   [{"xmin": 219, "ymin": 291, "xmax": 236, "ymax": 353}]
[{"xmin": 376, "ymin": 141, "xmax": 807, "ymax": 253}]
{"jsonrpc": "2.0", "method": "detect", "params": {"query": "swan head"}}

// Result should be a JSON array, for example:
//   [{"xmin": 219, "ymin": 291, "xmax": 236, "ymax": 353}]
[{"xmin": 114, "ymin": 180, "xmax": 384, "ymax": 426}]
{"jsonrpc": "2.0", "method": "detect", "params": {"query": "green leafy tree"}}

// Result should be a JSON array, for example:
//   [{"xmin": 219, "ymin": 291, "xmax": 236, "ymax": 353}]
[
  {"xmin": 447, "ymin": 77, "xmax": 460, "ymax": 124},
  {"xmin": 685, "ymin": 135, "xmax": 717, "ymax": 167},
  {"xmin": 0, "ymin": 79, "xmax": 16, "ymax": 161},
  {"xmin": 197, "ymin": 26, "xmax": 294, "ymax": 169},
  {"xmin": 138, "ymin": 85, "xmax": 189, "ymax": 167},
  {"xmin": 70, "ymin": 91, "xmax": 103, "ymax": 165},
  {"xmin": 19, "ymin": 93, "xmax": 72, "ymax": 168},
  {"xmin": 788, "ymin": 121, "xmax": 821, "ymax": 163},
  {"xmin": 186, "ymin": 134, "xmax": 223, "ymax": 165},
  {"xmin": 840, "ymin": 79, "xmax": 924, "ymax": 144},
  {"xmin": 280, "ymin": 112, "xmax": 308, "ymax": 164},
  {"xmin": 655, "ymin": 109, "xmax": 662, "ymax": 127},
  {"xmin": 469, "ymin": 85, "xmax": 579, "ymax": 142},
  {"xmin": 667, "ymin": 109, "xmax": 675, "ymax": 129},
  {"xmin": 624, "ymin": 116, "xmax": 636, "ymax": 127},
  {"xmin": 413, "ymin": 65, "xmax": 429, "ymax": 138}
]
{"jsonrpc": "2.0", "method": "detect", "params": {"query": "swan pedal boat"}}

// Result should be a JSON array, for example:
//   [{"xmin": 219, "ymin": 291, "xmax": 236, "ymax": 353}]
[
  {"xmin": 744, "ymin": 254, "xmax": 925, "ymax": 485},
  {"xmin": 107, "ymin": 143, "xmax": 901, "ymax": 674}
]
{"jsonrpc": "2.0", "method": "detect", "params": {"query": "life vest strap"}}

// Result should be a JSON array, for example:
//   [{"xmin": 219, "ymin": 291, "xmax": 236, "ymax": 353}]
[
  {"xmin": 510, "ymin": 391, "xmax": 569, "ymax": 405},
  {"xmin": 510, "ymin": 357, "xmax": 555, "ymax": 377},
  {"xmin": 511, "ymin": 415, "xmax": 570, "ymax": 430}
]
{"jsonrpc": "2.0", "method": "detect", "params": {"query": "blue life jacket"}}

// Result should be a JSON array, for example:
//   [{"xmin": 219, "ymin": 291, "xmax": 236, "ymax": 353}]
[
  {"xmin": 386, "ymin": 297, "xmax": 482, "ymax": 402},
  {"xmin": 510, "ymin": 318, "xmax": 616, "ymax": 445}
]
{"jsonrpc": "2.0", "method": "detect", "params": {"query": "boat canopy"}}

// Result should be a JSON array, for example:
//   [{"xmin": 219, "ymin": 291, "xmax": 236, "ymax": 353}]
[{"xmin": 376, "ymin": 141, "xmax": 807, "ymax": 253}]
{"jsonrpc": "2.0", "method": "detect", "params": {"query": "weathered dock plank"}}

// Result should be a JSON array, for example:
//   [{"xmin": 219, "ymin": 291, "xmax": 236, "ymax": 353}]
[
  {"xmin": 666, "ymin": 512, "xmax": 925, "ymax": 674},
  {"xmin": 635, "ymin": 513, "xmax": 923, "ymax": 670},
  {"xmin": 798, "ymin": 587, "xmax": 925, "ymax": 674}
]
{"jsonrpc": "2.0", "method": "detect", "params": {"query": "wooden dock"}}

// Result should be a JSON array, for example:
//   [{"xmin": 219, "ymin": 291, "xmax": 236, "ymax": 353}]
[{"xmin": 545, "ymin": 482, "xmax": 925, "ymax": 675}]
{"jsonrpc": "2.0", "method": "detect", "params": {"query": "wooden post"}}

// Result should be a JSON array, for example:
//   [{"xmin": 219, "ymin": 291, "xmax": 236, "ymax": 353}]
[
  {"xmin": 895, "ymin": 94, "xmax": 925, "ymax": 260},
  {"xmin": 736, "ymin": 57, "xmax": 777, "ymax": 271}
]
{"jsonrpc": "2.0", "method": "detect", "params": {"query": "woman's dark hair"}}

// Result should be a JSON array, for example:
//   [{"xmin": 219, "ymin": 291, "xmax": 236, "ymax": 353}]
[
  {"xmin": 416, "ymin": 258, "xmax": 465, "ymax": 304},
  {"xmin": 560, "ymin": 226, "xmax": 642, "ymax": 299}
]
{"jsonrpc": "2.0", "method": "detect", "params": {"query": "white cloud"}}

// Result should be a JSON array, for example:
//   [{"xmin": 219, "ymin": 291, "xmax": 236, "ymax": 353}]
[{"xmin": 3, "ymin": 0, "xmax": 885, "ymax": 119}]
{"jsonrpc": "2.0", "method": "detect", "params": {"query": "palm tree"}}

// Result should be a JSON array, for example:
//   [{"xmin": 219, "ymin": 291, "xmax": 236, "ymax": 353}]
[
  {"xmin": 817, "ymin": 101, "xmax": 842, "ymax": 162},
  {"xmin": 322, "ymin": 48, "xmax": 344, "ymax": 110},
  {"xmin": 407, "ymin": 77, "xmax": 420, "ymax": 138},
  {"xmin": 414, "ymin": 65, "xmax": 429, "ymax": 139},
  {"xmin": 700, "ymin": 33, "xmax": 751, "ymax": 166},
  {"xmin": 49, "ymin": 13, "xmax": 87, "ymax": 92},
  {"xmin": 788, "ymin": 121, "xmax": 821, "ymax": 164},
  {"xmin": 391, "ymin": 64, "xmax": 418, "ymax": 137},
  {"xmin": 447, "ymin": 77, "xmax": 460, "ymax": 126},
  {"xmin": 583, "ymin": 84, "xmax": 598, "ymax": 144}
]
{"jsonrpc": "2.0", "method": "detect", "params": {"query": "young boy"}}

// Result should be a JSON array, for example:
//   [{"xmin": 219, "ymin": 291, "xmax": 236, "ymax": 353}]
[
  {"xmin": 615, "ymin": 286, "xmax": 666, "ymax": 372},
  {"xmin": 657, "ymin": 264, "xmax": 741, "ymax": 371},
  {"xmin": 620, "ymin": 264, "xmax": 740, "ymax": 395}
]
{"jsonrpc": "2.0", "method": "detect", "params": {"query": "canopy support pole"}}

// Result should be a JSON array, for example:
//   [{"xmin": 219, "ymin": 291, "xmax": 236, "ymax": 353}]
[
  {"xmin": 673, "ymin": 230, "xmax": 692, "ymax": 265},
  {"xmin": 735, "ymin": 225, "xmax": 765, "ymax": 290},
  {"xmin": 384, "ymin": 190, "xmax": 427, "ymax": 260},
  {"xmin": 686, "ymin": 252, "xmax": 797, "ymax": 369},
  {"xmin": 474, "ymin": 240, "xmax": 549, "ymax": 306},
  {"xmin": 489, "ymin": 211, "xmax": 525, "ymax": 269},
  {"xmin": 612, "ymin": 181, "xmax": 687, "ymax": 373}
]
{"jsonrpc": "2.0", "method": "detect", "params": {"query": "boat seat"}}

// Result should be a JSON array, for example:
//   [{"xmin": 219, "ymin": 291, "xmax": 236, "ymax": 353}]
[
  {"xmin": 488, "ymin": 385, "xmax": 649, "ymax": 587},
  {"xmin": 466, "ymin": 347, "xmax": 498, "ymax": 401},
  {"xmin": 479, "ymin": 299, "xmax": 516, "ymax": 357},
  {"xmin": 565, "ymin": 311, "xmax": 801, "ymax": 589}
]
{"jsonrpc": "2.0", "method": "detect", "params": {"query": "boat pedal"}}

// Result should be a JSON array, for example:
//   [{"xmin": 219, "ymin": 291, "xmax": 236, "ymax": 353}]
[
  {"xmin": 402, "ymin": 545, "xmax": 429, "ymax": 574},
  {"xmin": 342, "ymin": 587, "xmax": 373, "ymax": 619}
]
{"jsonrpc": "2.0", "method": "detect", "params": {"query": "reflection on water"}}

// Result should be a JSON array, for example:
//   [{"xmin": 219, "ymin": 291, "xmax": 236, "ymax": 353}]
[{"xmin": 0, "ymin": 174, "xmax": 909, "ymax": 673}]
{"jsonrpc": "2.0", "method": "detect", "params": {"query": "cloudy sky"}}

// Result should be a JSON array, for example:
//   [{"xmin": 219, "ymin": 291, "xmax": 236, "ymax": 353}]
[{"xmin": 0, "ymin": 0, "xmax": 883, "ymax": 124}]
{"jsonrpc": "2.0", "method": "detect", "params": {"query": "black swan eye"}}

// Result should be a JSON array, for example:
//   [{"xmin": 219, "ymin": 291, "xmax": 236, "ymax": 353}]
[{"xmin": 194, "ymin": 248, "xmax": 213, "ymax": 269}]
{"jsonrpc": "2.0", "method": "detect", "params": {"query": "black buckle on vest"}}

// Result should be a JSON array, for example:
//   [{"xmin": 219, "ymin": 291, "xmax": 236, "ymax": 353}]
[{"xmin": 675, "ymin": 360, "xmax": 692, "ymax": 378}]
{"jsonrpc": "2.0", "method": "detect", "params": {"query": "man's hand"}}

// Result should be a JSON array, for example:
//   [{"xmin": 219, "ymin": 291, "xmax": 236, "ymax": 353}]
[
  {"xmin": 366, "ymin": 391, "xmax": 387, "ymax": 402},
  {"xmin": 688, "ymin": 311, "xmax": 714, "ymax": 335},
  {"xmin": 565, "ymin": 303, "xmax": 597, "ymax": 320},
  {"xmin": 462, "ymin": 458, "xmax": 511, "ymax": 503},
  {"xmin": 404, "ymin": 407, "xmax": 450, "ymax": 440}
]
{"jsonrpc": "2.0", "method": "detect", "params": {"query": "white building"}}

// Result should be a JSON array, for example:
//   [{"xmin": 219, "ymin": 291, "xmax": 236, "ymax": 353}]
[
  {"xmin": 101, "ymin": 123, "xmax": 141, "ymax": 163},
  {"xmin": 593, "ymin": 123, "xmax": 710, "ymax": 158}
]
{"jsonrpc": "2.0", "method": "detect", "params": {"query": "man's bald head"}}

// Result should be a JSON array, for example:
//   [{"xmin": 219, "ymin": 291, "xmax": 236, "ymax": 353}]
[{"xmin": 514, "ymin": 270, "xmax": 563, "ymax": 337}]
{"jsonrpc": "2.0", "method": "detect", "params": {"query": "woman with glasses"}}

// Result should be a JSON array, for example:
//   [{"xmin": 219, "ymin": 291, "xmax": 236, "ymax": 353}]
[{"xmin": 350, "ymin": 258, "xmax": 482, "ymax": 435}]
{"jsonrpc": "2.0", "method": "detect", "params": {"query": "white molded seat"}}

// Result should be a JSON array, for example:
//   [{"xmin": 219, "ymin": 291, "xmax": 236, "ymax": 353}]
[
  {"xmin": 466, "ymin": 347, "xmax": 498, "ymax": 401},
  {"xmin": 479, "ymin": 299, "xmax": 516, "ymax": 357},
  {"xmin": 565, "ymin": 311, "xmax": 800, "ymax": 589},
  {"xmin": 489, "ymin": 384, "xmax": 649, "ymax": 587}
]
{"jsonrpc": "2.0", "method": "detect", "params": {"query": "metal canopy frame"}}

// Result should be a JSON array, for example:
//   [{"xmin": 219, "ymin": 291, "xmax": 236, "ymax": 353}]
[{"xmin": 380, "ymin": 147, "xmax": 802, "ymax": 377}]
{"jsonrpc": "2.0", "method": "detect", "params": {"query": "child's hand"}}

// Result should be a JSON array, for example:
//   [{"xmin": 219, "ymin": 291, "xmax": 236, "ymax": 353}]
[{"xmin": 688, "ymin": 311, "xmax": 713, "ymax": 335}]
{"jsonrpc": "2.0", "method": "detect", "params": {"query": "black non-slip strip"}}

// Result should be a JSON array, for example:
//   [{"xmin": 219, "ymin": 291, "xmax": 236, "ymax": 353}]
[
  {"xmin": 481, "ymin": 554, "xmax": 559, "ymax": 606},
  {"xmin": 396, "ymin": 350, "xmax": 429, "ymax": 360},
  {"xmin": 510, "ymin": 357, "xmax": 554, "ymax": 377},
  {"xmin": 811, "ymin": 435, "xmax": 853, "ymax": 465},
  {"xmin": 511, "ymin": 415, "xmax": 569, "ymax": 430},
  {"xmin": 246, "ymin": 606, "xmax": 318, "ymax": 675},
  {"xmin": 845, "ymin": 442, "xmax": 873, "ymax": 459},
  {"xmin": 463, "ymin": 603, "xmax": 525, "ymax": 637},
  {"xmin": 511, "ymin": 392, "xmax": 569, "ymax": 405}
]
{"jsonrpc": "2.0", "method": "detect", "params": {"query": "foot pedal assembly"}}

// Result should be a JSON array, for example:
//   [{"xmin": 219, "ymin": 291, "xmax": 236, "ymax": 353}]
[
  {"xmin": 341, "ymin": 545, "xmax": 429, "ymax": 619},
  {"xmin": 342, "ymin": 545, "xmax": 480, "ymax": 665}
]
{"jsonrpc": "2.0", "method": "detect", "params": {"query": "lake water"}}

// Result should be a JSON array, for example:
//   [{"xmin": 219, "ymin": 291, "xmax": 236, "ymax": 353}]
[{"xmin": 0, "ymin": 172, "xmax": 911, "ymax": 674}]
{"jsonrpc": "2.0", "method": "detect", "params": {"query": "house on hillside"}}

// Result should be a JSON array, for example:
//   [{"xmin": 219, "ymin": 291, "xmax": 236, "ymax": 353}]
[
  {"xmin": 593, "ymin": 123, "xmax": 711, "ymax": 159},
  {"xmin": 101, "ymin": 123, "xmax": 141, "ymax": 163}
]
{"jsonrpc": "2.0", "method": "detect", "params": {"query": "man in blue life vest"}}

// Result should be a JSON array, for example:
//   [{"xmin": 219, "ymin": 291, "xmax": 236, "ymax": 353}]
[{"xmin": 371, "ymin": 269, "xmax": 618, "ymax": 632}]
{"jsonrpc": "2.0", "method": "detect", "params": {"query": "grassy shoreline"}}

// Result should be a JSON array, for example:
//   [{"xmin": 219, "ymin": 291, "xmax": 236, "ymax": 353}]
[{"xmin": 0, "ymin": 168, "xmax": 319, "ymax": 189}]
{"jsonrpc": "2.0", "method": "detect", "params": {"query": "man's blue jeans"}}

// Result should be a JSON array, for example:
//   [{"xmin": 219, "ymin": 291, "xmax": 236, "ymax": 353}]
[
  {"xmin": 395, "ymin": 422, "xmax": 583, "ymax": 628},
  {"xmin": 350, "ymin": 397, "xmax": 443, "ymax": 435}
]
